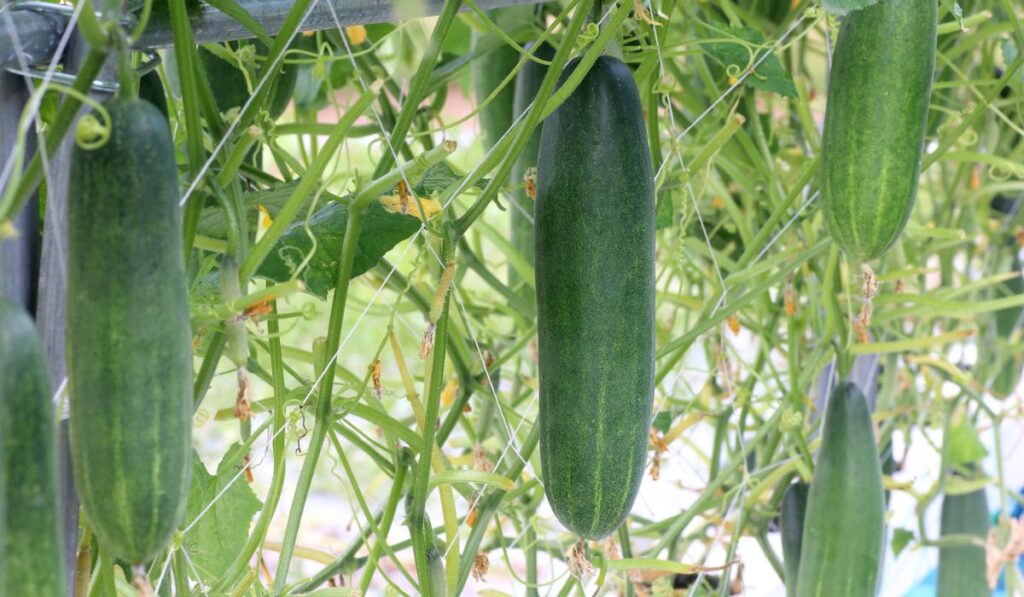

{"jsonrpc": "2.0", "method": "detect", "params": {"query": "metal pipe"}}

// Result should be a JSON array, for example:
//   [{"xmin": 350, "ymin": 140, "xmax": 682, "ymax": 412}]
[
  {"xmin": 1, "ymin": 0, "xmax": 542, "ymax": 69},
  {"xmin": 141, "ymin": 0, "xmax": 540, "ymax": 46}
]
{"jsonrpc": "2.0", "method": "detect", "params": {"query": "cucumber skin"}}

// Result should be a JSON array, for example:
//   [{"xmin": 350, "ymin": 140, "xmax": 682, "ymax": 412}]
[
  {"xmin": 937, "ymin": 488, "xmax": 989, "ymax": 597},
  {"xmin": 67, "ymin": 98, "xmax": 194, "ymax": 564},
  {"xmin": 989, "ymin": 252, "xmax": 1023, "ymax": 396},
  {"xmin": 508, "ymin": 40, "xmax": 555, "ymax": 298},
  {"xmin": 0, "ymin": 299, "xmax": 65, "ymax": 595},
  {"xmin": 473, "ymin": 42, "xmax": 518, "ymax": 151},
  {"xmin": 138, "ymin": 70, "xmax": 169, "ymax": 119},
  {"xmin": 535, "ymin": 55, "xmax": 655, "ymax": 539},
  {"xmin": 200, "ymin": 42, "xmax": 298, "ymax": 120},
  {"xmin": 781, "ymin": 481, "xmax": 809, "ymax": 597},
  {"xmin": 472, "ymin": 7, "xmax": 533, "ymax": 151},
  {"xmin": 796, "ymin": 382, "xmax": 885, "ymax": 597},
  {"xmin": 820, "ymin": 0, "xmax": 936, "ymax": 262}
]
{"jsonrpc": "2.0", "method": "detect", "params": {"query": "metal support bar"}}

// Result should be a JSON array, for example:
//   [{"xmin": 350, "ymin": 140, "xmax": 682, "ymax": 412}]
[
  {"xmin": 1, "ymin": 0, "xmax": 542, "ymax": 69},
  {"xmin": 0, "ymin": 6, "xmax": 63, "ymax": 69}
]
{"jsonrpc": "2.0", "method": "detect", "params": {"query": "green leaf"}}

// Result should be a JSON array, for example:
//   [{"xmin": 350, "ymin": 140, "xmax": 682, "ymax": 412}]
[
  {"xmin": 821, "ymin": 0, "xmax": 880, "ymax": 15},
  {"xmin": 413, "ymin": 161, "xmax": 488, "ymax": 197},
  {"xmin": 181, "ymin": 448, "xmax": 262, "ymax": 583},
  {"xmin": 891, "ymin": 528, "xmax": 914, "ymax": 556},
  {"xmin": 256, "ymin": 201, "xmax": 421, "ymax": 298},
  {"xmin": 197, "ymin": 182, "xmax": 343, "ymax": 238},
  {"xmin": 946, "ymin": 419, "xmax": 988, "ymax": 466},
  {"xmin": 652, "ymin": 411, "xmax": 672, "ymax": 435},
  {"xmin": 702, "ymin": 26, "xmax": 797, "ymax": 98},
  {"xmin": 656, "ymin": 192, "xmax": 674, "ymax": 229}
]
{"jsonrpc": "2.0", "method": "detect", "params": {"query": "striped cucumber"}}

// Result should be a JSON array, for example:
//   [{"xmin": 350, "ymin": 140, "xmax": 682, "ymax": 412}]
[
  {"xmin": 796, "ymin": 382, "xmax": 885, "ymax": 597},
  {"xmin": 820, "ymin": 0, "xmax": 936, "ymax": 262},
  {"xmin": 0, "ymin": 298, "xmax": 65, "ymax": 594},
  {"xmin": 535, "ymin": 55, "xmax": 655, "ymax": 539},
  {"xmin": 67, "ymin": 98, "xmax": 194, "ymax": 564}
]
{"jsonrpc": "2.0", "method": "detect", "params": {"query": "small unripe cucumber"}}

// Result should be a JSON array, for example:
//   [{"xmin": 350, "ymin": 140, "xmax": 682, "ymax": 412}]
[{"xmin": 820, "ymin": 0, "xmax": 937, "ymax": 262}]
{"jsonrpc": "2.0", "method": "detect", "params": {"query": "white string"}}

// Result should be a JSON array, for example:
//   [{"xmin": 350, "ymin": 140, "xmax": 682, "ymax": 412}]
[{"xmin": 152, "ymin": 544, "xmax": 177, "ymax": 593}]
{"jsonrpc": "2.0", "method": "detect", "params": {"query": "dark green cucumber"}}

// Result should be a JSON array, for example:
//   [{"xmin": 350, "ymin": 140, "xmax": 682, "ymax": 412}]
[
  {"xmin": 138, "ymin": 70, "xmax": 169, "ymax": 119},
  {"xmin": 472, "ymin": 7, "xmax": 534, "ymax": 150},
  {"xmin": 535, "ymin": 55, "xmax": 655, "ymax": 539},
  {"xmin": 820, "ymin": 0, "xmax": 936, "ymax": 262},
  {"xmin": 796, "ymin": 382, "xmax": 885, "ymax": 597},
  {"xmin": 67, "ymin": 98, "xmax": 193, "ymax": 564},
  {"xmin": 781, "ymin": 481, "xmax": 809, "ymax": 597},
  {"xmin": 0, "ymin": 299, "xmax": 65, "ymax": 594},
  {"xmin": 200, "ymin": 40, "xmax": 299, "ymax": 120},
  {"xmin": 508, "ymin": 40, "xmax": 555, "ymax": 299},
  {"xmin": 937, "ymin": 486, "xmax": 989, "ymax": 597}
]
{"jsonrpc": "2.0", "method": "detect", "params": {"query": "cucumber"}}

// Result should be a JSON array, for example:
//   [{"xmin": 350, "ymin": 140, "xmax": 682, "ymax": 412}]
[
  {"xmin": 0, "ymin": 299, "xmax": 65, "ymax": 594},
  {"xmin": 138, "ymin": 70, "xmax": 169, "ymax": 119},
  {"xmin": 796, "ymin": 382, "xmax": 885, "ymax": 597},
  {"xmin": 535, "ymin": 55, "xmax": 655, "ymax": 539},
  {"xmin": 472, "ymin": 7, "xmax": 534, "ymax": 150},
  {"xmin": 937, "ymin": 486, "xmax": 989, "ymax": 597},
  {"xmin": 820, "ymin": 0, "xmax": 936, "ymax": 262},
  {"xmin": 781, "ymin": 481, "xmax": 809, "ymax": 597},
  {"xmin": 988, "ymin": 250, "xmax": 1023, "ymax": 396},
  {"xmin": 508, "ymin": 40, "xmax": 555, "ymax": 299},
  {"xmin": 200, "ymin": 40, "xmax": 299, "ymax": 120},
  {"xmin": 67, "ymin": 98, "xmax": 193, "ymax": 564}
]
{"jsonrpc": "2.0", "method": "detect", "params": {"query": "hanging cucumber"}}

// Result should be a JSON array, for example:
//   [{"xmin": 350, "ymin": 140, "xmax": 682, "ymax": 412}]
[
  {"xmin": 535, "ymin": 55, "xmax": 655, "ymax": 539},
  {"xmin": 200, "ymin": 39, "xmax": 300, "ymax": 120},
  {"xmin": 0, "ymin": 298, "xmax": 65, "ymax": 594},
  {"xmin": 781, "ymin": 480, "xmax": 809, "ymax": 597},
  {"xmin": 138, "ymin": 69, "xmax": 169, "ymax": 119},
  {"xmin": 937, "ymin": 485, "xmax": 990, "ymax": 597},
  {"xmin": 820, "ymin": 0, "xmax": 936, "ymax": 262},
  {"xmin": 508, "ymin": 40, "xmax": 555, "ymax": 300},
  {"xmin": 472, "ymin": 6, "xmax": 534, "ymax": 150},
  {"xmin": 796, "ymin": 382, "xmax": 885, "ymax": 597},
  {"xmin": 988, "ymin": 248, "xmax": 1023, "ymax": 397},
  {"xmin": 67, "ymin": 98, "xmax": 194, "ymax": 564}
]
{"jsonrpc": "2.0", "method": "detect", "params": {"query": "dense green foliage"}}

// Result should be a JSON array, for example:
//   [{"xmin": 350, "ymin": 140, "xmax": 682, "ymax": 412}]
[{"xmin": 0, "ymin": 0, "xmax": 1021, "ymax": 591}]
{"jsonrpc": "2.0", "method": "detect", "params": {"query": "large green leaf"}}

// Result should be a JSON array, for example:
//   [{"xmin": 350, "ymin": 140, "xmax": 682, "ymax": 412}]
[
  {"xmin": 181, "ymin": 448, "xmax": 262, "ymax": 583},
  {"xmin": 703, "ymin": 25, "xmax": 797, "ymax": 98},
  {"xmin": 256, "ymin": 201, "xmax": 421, "ymax": 298}
]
